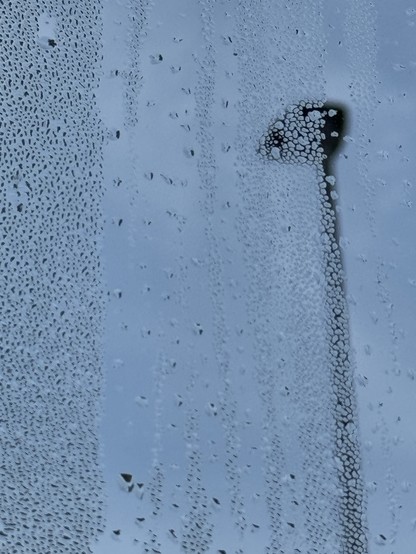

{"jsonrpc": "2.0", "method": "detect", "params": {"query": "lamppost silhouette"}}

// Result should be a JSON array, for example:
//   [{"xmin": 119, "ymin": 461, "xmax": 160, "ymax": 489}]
[{"xmin": 259, "ymin": 102, "xmax": 367, "ymax": 553}]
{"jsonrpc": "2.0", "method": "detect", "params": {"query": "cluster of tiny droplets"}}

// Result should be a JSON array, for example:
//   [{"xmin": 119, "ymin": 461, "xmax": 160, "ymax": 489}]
[
  {"xmin": 258, "ymin": 101, "xmax": 327, "ymax": 166},
  {"xmin": 0, "ymin": 1, "xmax": 105, "ymax": 552},
  {"xmin": 123, "ymin": 0, "xmax": 150, "ymax": 129},
  {"xmin": 259, "ymin": 101, "xmax": 368, "ymax": 553},
  {"xmin": 181, "ymin": 409, "xmax": 214, "ymax": 553},
  {"xmin": 320, "ymin": 179, "xmax": 368, "ymax": 554}
]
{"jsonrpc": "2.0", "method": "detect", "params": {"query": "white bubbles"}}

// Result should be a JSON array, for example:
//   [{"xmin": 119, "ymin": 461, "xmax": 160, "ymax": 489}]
[
  {"xmin": 258, "ymin": 94, "xmax": 366, "ymax": 550},
  {"xmin": 309, "ymin": 109, "xmax": 323, "ymax": 121},
  {"xmin": 270, "ymin": 146, "xmax": 281, "ymax": 160},
  {"xmin": 259, "ymin": 101, "xmax": 327, "ymax": 166}
]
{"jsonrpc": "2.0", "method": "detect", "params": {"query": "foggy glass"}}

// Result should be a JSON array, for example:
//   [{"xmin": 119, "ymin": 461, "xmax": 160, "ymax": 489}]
[{"xmin": 1, "ymin": 1, "xmax": 414, "ymax": 553}]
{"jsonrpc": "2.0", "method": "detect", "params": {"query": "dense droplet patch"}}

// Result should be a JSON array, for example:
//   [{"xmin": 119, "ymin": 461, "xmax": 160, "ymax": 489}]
[
  {"xmin": 0, "ymin": 1, "xmax": 105, "ymax": 551},
  {"xmin": 259, "ymin": 101, "xmax": 327, "ymax": 165},
  {"xmin": 259, "ymin": 99, "xmax": 367, "ymax": 553},
  {"xmin": 259, "ymin": 101, "xmax": 346, "ymax": 173}
]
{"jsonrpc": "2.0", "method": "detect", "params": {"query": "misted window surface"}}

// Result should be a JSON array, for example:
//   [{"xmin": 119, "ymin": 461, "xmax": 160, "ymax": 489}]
[{"xmin": 1, "ymin": 1, "xmax": 414, "ymax": 553}]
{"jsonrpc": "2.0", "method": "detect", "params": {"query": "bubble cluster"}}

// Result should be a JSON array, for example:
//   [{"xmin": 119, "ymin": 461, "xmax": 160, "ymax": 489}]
[
  {"xmin": 259, "ymin": 101, "xmax": 327, "ymax": 165},
  {"xmin": 0, "ymin": 1, "xmax": 105, "ymax": 552},
  {"xmin": 258, "ymin": 96, "xmax": 368, "ymax": 552},
  {"xmin": 320, "ymin": 179, "xmax": 368, "ymax": 553},
  {"xmin": 259, "ymin": 101, "xmax": 346, "ymax": 176}
]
